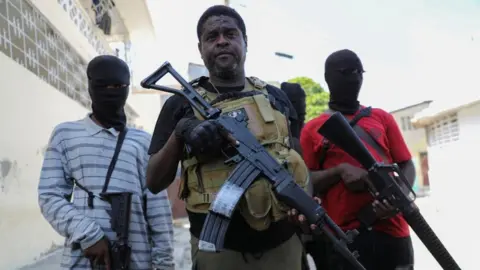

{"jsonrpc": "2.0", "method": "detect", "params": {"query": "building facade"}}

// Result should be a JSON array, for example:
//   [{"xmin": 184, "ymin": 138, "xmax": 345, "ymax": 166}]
[
  {"xmin": 390, "ymin": 101, "xmax": 432, "ymax": 195},
  {"xmin": 412, "ymin": 98, "xmax": 480, "ymax": 206},
  {"xmin": 0, "ymin": 0, "xmax": 156, "ymax": 268}
]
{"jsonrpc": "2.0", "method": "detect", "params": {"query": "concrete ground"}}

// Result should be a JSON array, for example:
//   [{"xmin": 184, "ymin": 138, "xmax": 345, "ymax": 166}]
[{"xmin": 18, "ymin": 196, "xmax": 473, "ymax": 270}]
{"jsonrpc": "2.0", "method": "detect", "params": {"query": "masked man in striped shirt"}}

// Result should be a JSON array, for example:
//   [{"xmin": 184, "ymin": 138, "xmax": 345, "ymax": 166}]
[{"xmin": 38, "ymin": 55, "xmax": 175, "ymax": 270}]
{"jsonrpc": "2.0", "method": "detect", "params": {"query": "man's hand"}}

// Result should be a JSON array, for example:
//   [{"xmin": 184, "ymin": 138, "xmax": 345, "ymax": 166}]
[
  {"xmin": 175, "ymin": 118, "xmax": 237, "ymax": 154},
  {"xmin": 287, "ymin": 197, "xmax": 322, "ymax": 234},
  {"xmin": 83, "ymin": 237, "xmax": 111, "ymax": 270},
  {"xmin": 338, "ymin": 163, "xmax": 368, "ymax": 192},
  {"xmin": 372, "ymin": 197, "xmax": 398, "ymax": 220}
]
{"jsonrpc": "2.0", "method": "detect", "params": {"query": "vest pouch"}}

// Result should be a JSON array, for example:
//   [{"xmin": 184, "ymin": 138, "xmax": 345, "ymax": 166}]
[
  {"xmin": 239, "ymin": 178, "xmax": 273, "ymax": 231},
  {"xmin": 184, "ymin": 159, "xmax": 230, "ymax": 213},
  {"xmin": 270, "ymin": 148, "xmax": 310, "ymax": 222}
]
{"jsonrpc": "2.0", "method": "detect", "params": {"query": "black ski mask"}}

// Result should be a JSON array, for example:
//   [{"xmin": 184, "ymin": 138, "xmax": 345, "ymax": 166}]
[
  {"xmin": 86, "ymin": 55, "xmax": 130, "ymax": 131},
  {"xmin": 280, "ymin": 82, "xmax": 306, "ymax": 128},
  {"xmin": 325, "ymin": 49, "xmax": 364, "ymax": 114}
]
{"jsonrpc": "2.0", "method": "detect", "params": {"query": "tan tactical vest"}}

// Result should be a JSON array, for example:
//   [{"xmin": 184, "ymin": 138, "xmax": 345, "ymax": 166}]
[{"xmin": 179, "ymin": 77, "xmax": 310, "ymax": 231}]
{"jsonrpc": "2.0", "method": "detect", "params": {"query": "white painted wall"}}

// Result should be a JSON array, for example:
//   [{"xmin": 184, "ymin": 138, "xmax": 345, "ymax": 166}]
[
  {"xmin": 0, "ymin": 53, "xmax": 88, "ymax": 269},
  {"xmin": 0, "ymin": 1, "xmax": 97, "ymax": 268},
  {"xmin": 426, "ymin": 102, "xmax": 480, "ymax": 208},
  {"xmin": 127, "ymin": 93, "xmax": 161, "ymax": 134}
]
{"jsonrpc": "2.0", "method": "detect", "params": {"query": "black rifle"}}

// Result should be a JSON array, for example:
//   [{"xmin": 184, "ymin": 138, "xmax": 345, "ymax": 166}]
[
  {"xmin": 318, "ymin": 112, "xmax": 461, "ymax": 270},
  {"xmin": 101, "ymin": 192, "xmax": 133, "ymax": 270},
  {"xmin": 141, "ymin": 61, "xmax": 366, "ymax": 270}
]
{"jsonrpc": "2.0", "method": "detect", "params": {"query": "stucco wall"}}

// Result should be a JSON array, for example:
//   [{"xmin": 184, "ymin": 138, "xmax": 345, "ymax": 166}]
[
  {"xmin": 426, "ymin": 102, "xmax": 480, "ymax": 207},
  {"xmin": 0, "ymin": 53, "xmax": 89, "ymax": 269}
]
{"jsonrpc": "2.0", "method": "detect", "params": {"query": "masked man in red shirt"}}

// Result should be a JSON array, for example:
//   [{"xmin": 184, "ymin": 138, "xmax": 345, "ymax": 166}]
[{"xmin": 300, "ymin": 49, "xmax": 416, "ymax": 270}]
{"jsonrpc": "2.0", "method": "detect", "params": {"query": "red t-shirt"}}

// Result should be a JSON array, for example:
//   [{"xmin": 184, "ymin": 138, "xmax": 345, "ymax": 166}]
[{"xmin": 300, "ymin": 107, "xmax": 412, "ymax": 238}]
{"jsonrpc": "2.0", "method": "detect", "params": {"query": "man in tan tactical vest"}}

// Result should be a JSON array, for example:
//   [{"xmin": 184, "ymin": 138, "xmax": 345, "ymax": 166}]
[{"xmin": 146, "ymin": 5, "xmax": 311, "ymax": 270}]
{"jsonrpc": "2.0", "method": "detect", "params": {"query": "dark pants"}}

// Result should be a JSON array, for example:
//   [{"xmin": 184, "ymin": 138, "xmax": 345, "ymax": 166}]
[{"xmin": 306, "ymin": 230, "xmax": 414, "ymax": 270}]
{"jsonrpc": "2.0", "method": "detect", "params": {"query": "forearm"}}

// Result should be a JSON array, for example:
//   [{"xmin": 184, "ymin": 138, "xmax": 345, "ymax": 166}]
[
  {"xmin": 146, "ymin": 190, "xmax": 175, "ymax": 269},
  {"xmin": 38, "ymin": 144, "xmax": 104, "ymax": 249},
  {"xmin": 398, "ymin": 159, "xmax": 416, "ymax": 186},
  {"xmin": 310, "ymin": 166, "xmax": 342, "ymax": 195},
  {"xmin": 147, "ymin": 134, "xmax": 183, "ymax": 194},
  {"xmin": 38, "ymin": 192, "xmax": 104, "ymax": 248}
]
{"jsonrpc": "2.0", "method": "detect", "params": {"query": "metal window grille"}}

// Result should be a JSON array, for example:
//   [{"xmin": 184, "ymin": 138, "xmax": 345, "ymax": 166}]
[{"xmin": 427, "ymin": 113, "xmax": 459, "ymax": 146}]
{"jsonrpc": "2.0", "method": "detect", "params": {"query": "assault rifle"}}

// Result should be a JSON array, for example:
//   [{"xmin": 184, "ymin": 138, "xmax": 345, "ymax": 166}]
[
  {"xmin": 101, "ymin": 192, "xmax": 133, "ymax": 270},
  {"xmin": 141, "ymin": 62, "xmax": 366, "ymax": 270},
  {"xmin": 318, "ymin": 112, "xmax": 461, "ymax": 270}
]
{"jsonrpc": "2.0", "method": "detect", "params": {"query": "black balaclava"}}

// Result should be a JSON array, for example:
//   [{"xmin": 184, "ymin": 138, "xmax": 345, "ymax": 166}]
[
  {"xmin": 280, "ymin": 82, "xmax": 306, "ymax": 127},
  {"xmin": 325, "ymin": 49, "xmax": 364, "ymax": 114},
  {"xmin": 86, "ymin": 55, "xmax": 130, "ymax": 131}
]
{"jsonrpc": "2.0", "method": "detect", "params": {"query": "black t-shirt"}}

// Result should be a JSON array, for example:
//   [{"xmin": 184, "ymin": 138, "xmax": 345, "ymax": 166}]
[
  {"xmin": 148, "ymin": 77, "xmax": 299, "ymax": 155},
  {"xmin": 148, "ymin": 77, "xmax": 300, "ymax": 252}
]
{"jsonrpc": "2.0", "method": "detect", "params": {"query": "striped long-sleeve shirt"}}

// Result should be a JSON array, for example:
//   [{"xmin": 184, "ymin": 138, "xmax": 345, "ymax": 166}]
[{"xmin": 38, "ymin": 115, "xmax": 174, "ymax": 270}]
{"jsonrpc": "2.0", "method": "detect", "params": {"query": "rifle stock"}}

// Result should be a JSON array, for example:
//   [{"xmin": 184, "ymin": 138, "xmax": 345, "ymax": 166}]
[
  {"xmin": 318, "ymin": 112, "xmax": 461, "ymax": 270},
  {"xmin": 142, "ymin": 62, "xmax": 366, "ymax": 270}
]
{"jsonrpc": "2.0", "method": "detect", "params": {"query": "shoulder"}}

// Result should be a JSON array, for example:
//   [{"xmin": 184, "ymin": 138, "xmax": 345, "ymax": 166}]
[
  {"xmin": 303, "ymin": 113, "xmax": 330, "ymax": 134},
  {"xmin": 265, "ymin": 83, "xmax": 288, "ymax": 102},
  {"xmin": 126, "ymin": 128, "xmax": 152, "ymax": 147},
  {"xmin": 264, "ymin": 83, "xmax": 298, "ymax": 118},
  {"xmin": 49, "ymin": 119, "xmax": 86, "ymax": 145},
  {"xmin": 163, "ymin": 94, "xmax": 187, "ymax": 108},
  {"xmin": 369, "ymin": 107, "xmax": 395, "ymax": 123}
]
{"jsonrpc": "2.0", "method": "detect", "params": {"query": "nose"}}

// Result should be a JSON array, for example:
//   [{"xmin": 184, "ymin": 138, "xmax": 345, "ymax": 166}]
[{"xmin": 216, "ymin": 34, "xmax": 229, "ymax": 46}]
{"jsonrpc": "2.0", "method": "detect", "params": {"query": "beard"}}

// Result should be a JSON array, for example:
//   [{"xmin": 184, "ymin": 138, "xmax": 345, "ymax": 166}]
[
  {"xmin": 206, "ymin": 53, "xmax": 241, "ymax": 80},
  {"xmin": 213, "ymin": 63, "xmax": 238, "ymax": 79}
]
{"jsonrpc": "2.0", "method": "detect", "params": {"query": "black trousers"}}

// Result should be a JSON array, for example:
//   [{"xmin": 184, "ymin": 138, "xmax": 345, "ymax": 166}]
[{"xmin": 306, "ymin": 229, "xmax": 414, "ymax": 270}]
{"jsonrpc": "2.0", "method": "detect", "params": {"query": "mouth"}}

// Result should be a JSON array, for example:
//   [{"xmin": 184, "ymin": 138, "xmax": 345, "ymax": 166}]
[{"xmin": 216, "ymin": 52, "xmax": 234, "ymax": 58}]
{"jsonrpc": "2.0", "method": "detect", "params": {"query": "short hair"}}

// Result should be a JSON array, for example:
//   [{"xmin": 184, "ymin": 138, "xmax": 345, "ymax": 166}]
[{"xmin": 196, "ymin": 5, "xmax": 247, "ymax": 41}]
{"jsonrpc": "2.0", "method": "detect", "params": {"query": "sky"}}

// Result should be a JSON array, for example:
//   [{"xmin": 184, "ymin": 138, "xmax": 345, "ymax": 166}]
[{"xmin": 140, "ymin": 0, "xmax": 480, "ymax": 112}]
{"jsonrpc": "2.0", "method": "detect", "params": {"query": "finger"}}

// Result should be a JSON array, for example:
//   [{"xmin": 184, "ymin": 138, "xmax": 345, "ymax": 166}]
[
  {"xmin": 226, "ymin": 134, "xmax": 239, "ymax": 146},
  {"xmin": 382, "ymin": 199, "xmax": 395, "ymax": 210},
  {"xmin": 93, "ymin": 256, "xmax": 101, "ymax": 266},
  {"xmin": 310, "ymin": 224, "xmax": 317, "ymax": 231},
  {"xmin": 375, "ymin": 200, "xmax": 389, "ymax": 212},
  {"xmin": 371, "ymin": 200, "xmax": 381, "ymax": 212},
  {"xmin": 365, "ymin": 179, "xmax": 377, "ymax": 193},
  {"xmin": 104, "ymin": 250, "xmax": 111, "ymax": 270},
  {"xmin": 314, "ymin": 197, "xmax": 322, "ymax": 204}
]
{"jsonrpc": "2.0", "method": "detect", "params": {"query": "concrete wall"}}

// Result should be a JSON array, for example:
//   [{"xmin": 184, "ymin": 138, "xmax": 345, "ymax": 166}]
[
  {"xmin": 0, "ymin": 53, "xmax": 88, "ymax": 269},
  {"xmin": 426, "ymin": 102, "xmax": 480, "ymax": 207},
  {"xmin": 0, "ymin": 0, "xmax": 96, "ymax": 268}
]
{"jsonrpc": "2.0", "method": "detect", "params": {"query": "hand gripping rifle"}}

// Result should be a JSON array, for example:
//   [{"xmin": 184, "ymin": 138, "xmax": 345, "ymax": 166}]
[
  {"xmin": 141, "ymin": 62, "xmax": 366, "ymax": 270},
  {"xmin": 318, "ymin": 112, "xmax": 461, "ymax": 270}
]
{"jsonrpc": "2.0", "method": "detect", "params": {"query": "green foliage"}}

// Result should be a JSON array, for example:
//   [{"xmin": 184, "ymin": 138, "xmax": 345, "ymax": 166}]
[{"xmin": 288, "ymin": 77, "xmax": 329, "ymax": 121}]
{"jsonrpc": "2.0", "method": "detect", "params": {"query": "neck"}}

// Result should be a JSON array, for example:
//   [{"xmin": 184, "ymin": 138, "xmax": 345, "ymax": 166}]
[
  {"xmin": 90, "ymin": 114, "xmax": 106, "ymax": 128},
  {"xmin": 209, "ymin": 71, "xmax": 246, "ymax": 87}
]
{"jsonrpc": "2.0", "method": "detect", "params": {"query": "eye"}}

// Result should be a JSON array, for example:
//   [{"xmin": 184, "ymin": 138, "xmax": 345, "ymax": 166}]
[{"xmin": 226, "ymin": 31, "xmax": 237, "ymax": 38}]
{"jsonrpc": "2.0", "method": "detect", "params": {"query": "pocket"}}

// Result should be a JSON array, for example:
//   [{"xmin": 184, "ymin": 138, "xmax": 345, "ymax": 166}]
[
  {"xmin": 184, "ymin": 159, "xmax": 231, "ymax": 213},
  {"xmin": 239, "ymin": 179, "xmax": 272, "ymax": 231}
]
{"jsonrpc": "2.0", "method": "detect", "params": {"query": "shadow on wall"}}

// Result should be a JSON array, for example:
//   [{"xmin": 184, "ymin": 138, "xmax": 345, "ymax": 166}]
[{"xmin": 0, "ymin": 158, "xmax": 20, "ymax": 193}]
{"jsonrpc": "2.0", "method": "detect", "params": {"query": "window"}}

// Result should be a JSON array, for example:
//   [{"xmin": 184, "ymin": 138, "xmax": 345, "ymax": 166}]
[
  {"xmin": 0, "ymin": 0, "xmax": 136, "ymax": 123},
  {"xmin": 401, "ymin": 117, "xmax": 407, "ymax": 131},
  {"xmin": 406, "ymin": 116, "xmax": 413, "ymax": 130},
  {"xmin": 400, "ymin": 116, "xmax": 413, "ymax": 131},
  {"xmin": 427, "ymin": 113, "xmax": 459, "ymax": 146}
]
